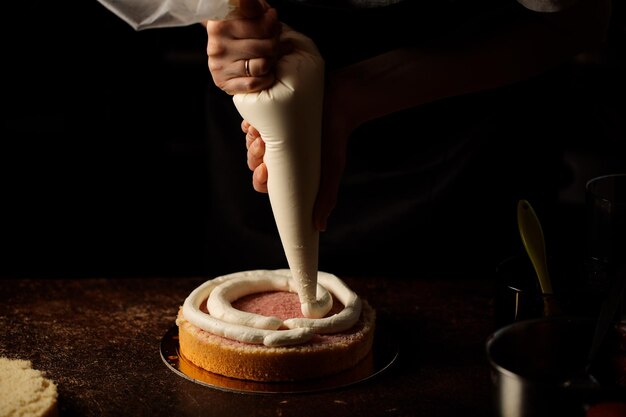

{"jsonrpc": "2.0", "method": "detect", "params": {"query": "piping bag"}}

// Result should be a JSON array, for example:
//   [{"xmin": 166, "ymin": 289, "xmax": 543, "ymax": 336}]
[
  {"xmin": 97, "ymin": 0, "xmax": 329, "ymax": 318},
  {"xmin": 233, "ymin": 31, "xmax": 327, "ymax": 319}
]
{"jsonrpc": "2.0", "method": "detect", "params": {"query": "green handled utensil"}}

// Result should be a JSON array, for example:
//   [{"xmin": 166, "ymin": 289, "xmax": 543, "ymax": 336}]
[{"xmin": 517, "ymin": 199, "xmax": 561, "ymax": 317}]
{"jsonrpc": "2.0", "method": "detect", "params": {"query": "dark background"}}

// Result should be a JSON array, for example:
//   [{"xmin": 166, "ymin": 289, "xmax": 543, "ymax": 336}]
[
  {"xmin": 3, "ymin": 1, "xmax": 212, "ymax": 277},
  {"xmin": 1, "ymin": 0, "xmax": 625, "ymax": 278}
]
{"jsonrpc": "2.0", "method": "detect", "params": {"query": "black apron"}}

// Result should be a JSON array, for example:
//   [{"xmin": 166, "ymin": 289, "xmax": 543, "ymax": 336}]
[{"xmin": 204, "ymin": 0, "xmax": 570, "ymax": 277}]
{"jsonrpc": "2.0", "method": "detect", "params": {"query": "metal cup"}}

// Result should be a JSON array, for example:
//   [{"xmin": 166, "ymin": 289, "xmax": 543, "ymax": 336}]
[{"xmin": 486, "ymin": 317, "xmax": 597, "ymax": 417}]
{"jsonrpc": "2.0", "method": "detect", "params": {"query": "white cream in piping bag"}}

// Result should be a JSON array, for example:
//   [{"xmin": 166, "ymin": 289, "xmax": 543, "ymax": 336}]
[{"xmin": 232, "ymin": 25, "xmax": 328, "ymax": 319}]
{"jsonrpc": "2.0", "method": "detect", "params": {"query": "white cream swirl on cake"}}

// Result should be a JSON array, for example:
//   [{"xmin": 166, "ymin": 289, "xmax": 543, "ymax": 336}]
[
  {"xmin": 176, "ymin": 270, "xmax": 375, "ymax": 382},
  {"xmin": 181, "ymin": 269, "xmax": 362, "ymax": 347}
]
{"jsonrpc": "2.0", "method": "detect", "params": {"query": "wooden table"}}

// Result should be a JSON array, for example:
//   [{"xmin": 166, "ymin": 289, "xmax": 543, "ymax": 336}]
[{"xmin": 0, "ymin": 274, "xmax": 497, "ymax": 417}]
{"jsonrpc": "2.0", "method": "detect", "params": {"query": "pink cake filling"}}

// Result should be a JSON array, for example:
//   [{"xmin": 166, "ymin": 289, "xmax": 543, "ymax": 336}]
[
  {"xmin": 194, "ymin": 291, "xmax": 361, "ymax": 346},
  {"xmin": 233, "ymin": 291, "xmax": 343, "ymax": 319}
]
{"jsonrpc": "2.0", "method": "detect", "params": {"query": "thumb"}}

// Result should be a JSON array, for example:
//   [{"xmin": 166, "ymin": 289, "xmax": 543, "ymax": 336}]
[{"xmin": 236, "ymin": 0, "xmax": 266, "ymax": 18}]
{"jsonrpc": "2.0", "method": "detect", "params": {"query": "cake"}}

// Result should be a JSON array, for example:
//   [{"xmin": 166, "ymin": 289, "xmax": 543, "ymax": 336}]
[
  {"xmin": 175, "ymin": 269, "xmax": 376, "ymax": 382},
  {"xmin": 0, "ymin": 357, "xmax": 58, "ymax": 417}
]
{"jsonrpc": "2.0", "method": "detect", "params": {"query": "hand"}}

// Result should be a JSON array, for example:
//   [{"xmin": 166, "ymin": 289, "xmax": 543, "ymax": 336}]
[
  {"xmin": 205, "ymin": 0, "xmax": 290, "ymax": 94},
  {"xmin": 242, "ymin": 120, "xmax": 268, "ymax": 193}
]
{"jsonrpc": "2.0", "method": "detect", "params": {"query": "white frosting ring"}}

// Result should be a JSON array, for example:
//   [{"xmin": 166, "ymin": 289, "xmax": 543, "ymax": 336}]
[
  {"xmin": 206, "ymin": 271, "xmax": 332, "ymax": 330},
  {"xmin": 182, "ymin": 269, "xmax": 362, "ymax": 347}
]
